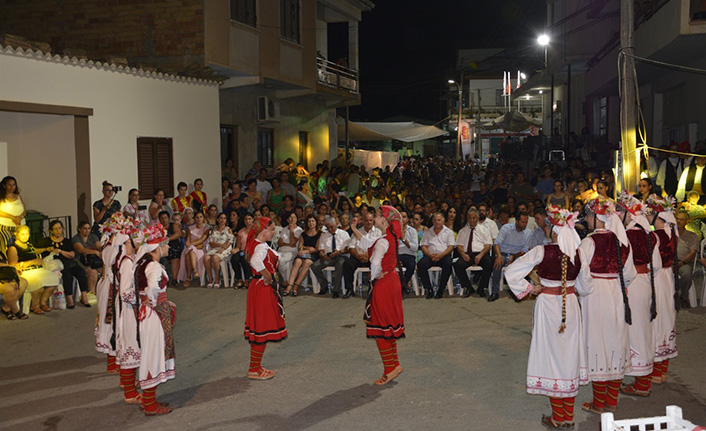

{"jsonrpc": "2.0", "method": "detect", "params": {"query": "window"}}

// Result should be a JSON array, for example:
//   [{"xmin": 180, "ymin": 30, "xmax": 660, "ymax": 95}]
[
  {"xmin": 230, "ymin": 0, "xmax": 257, "ymax": 27},
  {"xmin": 257, "ymin": 129, "xmax": 274, "ymax": 168},
  {"xmin": 280, "ymin": 0, "xmax": 300, "ymax": 43},
  {"xmin": 137, "ymin": 137, "xmax": 174, "ymax": 198}
]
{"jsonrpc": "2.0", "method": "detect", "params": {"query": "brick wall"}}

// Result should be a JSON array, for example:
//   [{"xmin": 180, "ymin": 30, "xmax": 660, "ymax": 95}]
[{"xmin": 0, "ymin": 0, "xmax": 204, "ymax": 70}]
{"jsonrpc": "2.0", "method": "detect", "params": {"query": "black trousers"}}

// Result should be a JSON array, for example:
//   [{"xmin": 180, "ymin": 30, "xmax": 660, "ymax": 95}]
[
  {"xmin": 61, "ymin": 264, "xmax": 89, "ymax": 297},
  {"xmin": 343, "ymin": 255, "xmax": 370, "ymax": 291},
  {"xmin": 230, "ymin": 252, "xmax": 253, "ymax": 280},
  {"xmin": 453, "ymin": 252, "xmax": 492, "ymax": 293},
  {"xmin": 417, "ymin": 254, "xmax": 453, "ymax": 294},
  {"xmin": 399, "ymin": 254, "xmax": 416, "ymax": 284}
]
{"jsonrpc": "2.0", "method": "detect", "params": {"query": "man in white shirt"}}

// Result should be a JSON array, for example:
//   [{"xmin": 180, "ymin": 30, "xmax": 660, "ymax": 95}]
[
  {"xmin": 477, "ymin": 202, "xmax": 499, "ymax": 241},
  {"xmin": 676, "ymin": 151, "xmax": 706, "ymax": 203},
  {"xmin": 398, "ymin": 209, "xmax": 419, "ymax": 293},
  {"xmin": 453, "ymin": 208, "xmax": 492, "ymax": 298},
  {"xmin": 419, "ymin": 212, "xmax": 456, "ymax": 299},
  {"xmin": 342, "ymin": 212, "xmax": 382, "ymax": 298},
  {"xmin": 311, "ymin": 216, "xmax": 350, "ymax": 298},
  {"xmin": 255, "ymin": 168, "xmax": 273, "ymax": 197}
]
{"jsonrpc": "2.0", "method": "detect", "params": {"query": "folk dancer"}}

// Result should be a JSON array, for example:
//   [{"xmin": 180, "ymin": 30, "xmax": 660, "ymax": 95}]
[
  {"xmin": 365, "ymin": 206, "xmax": 406, "ymax": 385},
  {"xmin": 646, "ymin": 195, "xmax": 679, "ymax": 384},
  {"xmin": 505, "ymin": 205, "xmax": 592, "ymax": 429},
  {"xmin": 244, "ymin": 216, "xmax": 287, "ymax": 380},
  {"xmin": 615, "ymin": 192, "xmax": 661, "ymax": 397},
  {"xmin": 134, "ymin": 224, "xmax": 176, "ymax": 416},
  {"xmin": 579, "ymin": 197, "xmax": 637, "ymax": 414}
]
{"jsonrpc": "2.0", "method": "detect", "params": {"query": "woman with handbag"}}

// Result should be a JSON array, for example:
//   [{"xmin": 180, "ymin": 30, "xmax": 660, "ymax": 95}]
[
  {"xmin": 7, "ymin": 225, "xmax": 60, "ymax": 314},
  {"xmin": 72, "ymin": 220, "xmax": 103, "ymax": 294}
]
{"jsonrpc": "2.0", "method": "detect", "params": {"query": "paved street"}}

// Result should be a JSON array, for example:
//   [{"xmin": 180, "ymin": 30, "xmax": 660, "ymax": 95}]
[{"xmin": 2, "ymin": 287, "xmax": 705, "ymax": 431}]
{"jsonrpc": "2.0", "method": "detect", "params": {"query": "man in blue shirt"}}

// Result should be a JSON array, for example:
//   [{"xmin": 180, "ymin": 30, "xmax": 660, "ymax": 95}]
[{"xmin": 490, "ymin": 212, "xmax": 533, "ymax": 302}]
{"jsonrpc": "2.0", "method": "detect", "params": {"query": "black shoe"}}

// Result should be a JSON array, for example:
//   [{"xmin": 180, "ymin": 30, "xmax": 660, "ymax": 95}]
[
  {"xmin": 332, "ymin": 291, "xmax": 340, "ymax": 299},
  {"xmin": 507, "ymin": 290, "xmax": 522, "ymax": 303},
  {"xmin": 80, "ymin": 300, "xmax": 92, "ymax": 308},
  {"xmin": 425, "ymin": 290, "xmax": 434, "ymax": 299},
  {"xmin": 487, "ymin": 292, "xmax": 499, "ymax": 302},
  {"xmin": 682, "ymin": 298, "xmax": 691, "ymax": 309},
  {"xmin": 342, "ymin": 291, "xmax": 352, "ymax": 299},
  {"xmin": 435, "ymin": 291, "xmax": 444, "ymax": 299},
  {"xmin": 318, "ymin": 288, "xmax": 329, "ymax": 295},
  {"xmin": 477, "ymin": 289, "xmax": 487, "ymax": 298},
  {"xmin": 462, "ymin": 287, "xmax": 474, "ymax": 298},
  {"xmin": 349, "ymin": 289, "xmax": 356, "ymax": 297},
  {"xmin": 66, "ymin": 303, "xmax": 75, "ymax": 309}
]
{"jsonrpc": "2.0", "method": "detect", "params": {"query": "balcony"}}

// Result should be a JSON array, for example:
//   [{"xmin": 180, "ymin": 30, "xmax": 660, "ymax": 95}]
[{"xmin": 316, "ymin": 57, "xmax": 358, "ymax": 93}]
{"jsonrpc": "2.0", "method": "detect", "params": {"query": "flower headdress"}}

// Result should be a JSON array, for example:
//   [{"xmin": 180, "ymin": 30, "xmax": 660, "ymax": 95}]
[
  {"xmin": 646, "ymin": 194, "xmax": 678, "ymax": 237},
  {"xmin": 381, "ymin": 205, "xmax": 402, "ymax": 238},
  {"xmin": 134, "ymin": 223, "xmax": 168, "ymax": 262},
  {"xmin": 585, "ymin": 197, "xmax": 629, "ymax": 246},
  {"xmin": 546, "ymin": 205, "xmax": 581, "ymax": 264},
  {"xmin": 616, "ymin": 191, "xmax": 651, "ymax": 232},
  {"xmin": 585, "ymin": 196, "xmax": 615, "ymax": 216},
  {"xmin": 99, "ymin": 212, "xmax": 142, "ymax": 247}
]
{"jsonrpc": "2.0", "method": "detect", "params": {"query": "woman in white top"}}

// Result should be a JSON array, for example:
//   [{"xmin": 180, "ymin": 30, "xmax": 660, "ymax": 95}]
[
  {"xmin": 0, "ymin": 176, "xmax": 26, "ymax": 254},
  {"xmin": 203, "ymin": 213, "xmax": 234, "ymax": 288},
  {"xmin": 122, "ymin": 188, "xmax": 149, "ymax": 226},
  {"xmin": 278, "ymin": 213, "xmax": 302, "ymax": 295}
]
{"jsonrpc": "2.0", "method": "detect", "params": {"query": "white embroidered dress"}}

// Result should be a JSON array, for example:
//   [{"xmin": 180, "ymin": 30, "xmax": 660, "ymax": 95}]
[{"xmin": 115, "ymin": 255, "xmax": 141, "ymax": 369}]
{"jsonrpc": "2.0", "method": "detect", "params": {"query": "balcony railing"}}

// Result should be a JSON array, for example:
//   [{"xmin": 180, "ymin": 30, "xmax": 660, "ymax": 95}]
[{"xmin": 316, "ymin": 57, "xmax": 358, "ymax": 93}]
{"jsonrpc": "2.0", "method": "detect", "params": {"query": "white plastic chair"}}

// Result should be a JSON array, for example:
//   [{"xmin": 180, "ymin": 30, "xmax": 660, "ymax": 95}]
[
  {"xmin": 353, "ymin": 267, "xmax": 370, "ymax": 295},
  {"xmin": 428, "ymin": 266, "xmax": 454, "ymax": 296}
]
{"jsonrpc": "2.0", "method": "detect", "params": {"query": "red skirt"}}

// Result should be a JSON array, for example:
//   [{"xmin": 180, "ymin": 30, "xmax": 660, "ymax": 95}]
[
  {"xmin": 365, "ymin": 271, "xmax": 405, "ymax": 339},
  {"xmin": 244, "ymin": 279, "xmax": 288, "ymax": 344}
]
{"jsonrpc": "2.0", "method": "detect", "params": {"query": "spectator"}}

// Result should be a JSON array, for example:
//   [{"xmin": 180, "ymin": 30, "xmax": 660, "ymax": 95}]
[
  {"xmin": 675, "ymin": 210, "xmax": 699, "ymax": 308},
  {"xmin": 680, "ymin": 191, "xmax": 706, "ymax": 239},
  {"xmin": 496, "ymin": 205, "xmax": 512, "ymax": 229},
  {"xmin": 347, "ymin": 165, "xmax": 361, "ymax": 197},
  {"xmin": 546, "ymin": 180, "xmax": 571, "ymax": 209},
  {"xmin": 92, "ymin": 181, "xmax": 121, "ymax": 236},
  {"xmin": 297, "ymin": 180, "xmax": 314, "ymax": 208},
  {"xmin": 529, "ymin": 207, "xmax": 551, "ymax": 248},
  {"xmin": 477, "ymin": 202, "xmax": 499, "ymax": 241},
  {"xmin": 179, "ymin": 212, "xmax": 209, "ymax": 286},
  {"xmin": 37, "ymin": 220, "xmax": 90, "ymax": 308},
  {"xmin": 222, "ymin": 177, "xmax": 232, "ymax": 203},
  {"xmin": 267, "ymin": 178, "xmax": 287, "ymax": 213},
  {"xmin": 508, "ymin": 172, "xmax": 535, "ymax": 203},
  {"xmin": 205, "ymin": 204, "xmax": 219, "ymax": 228},
  {"xmin": 277, "ymin": 195, "xmax": 296, "ymax": 227},
  {"xmin": 0, "ymin": 176, "xmax": 26, "ymax": 254},
  {"xmin": 246, "ymin": 161, "xmax": 262, "ymax": 179},
  {"xmin": 171, "ymin": 181, "xmax": 193, "ymax": 214},
  {"xmin": 312, "ymin": 215, "xmax": 349, "ymax": 298},
  {"xmin": 280, "ymin": 172, "xmax": 297, "ymax": 197},
  {"xmin": 536, "ymin": 166, "xmax": 555, "ymax": 201},
  {"xmin": 576, "ymin": 179, "xmax": 592, "ymax": 203},
  {"xmin": 190, "ymin": 178, "xmax": 208, "ymax": 214},
  {"xmin": 231, "ymin": 213, "xmax": 254, "ymax": 289},
  {"xmin": 490, "ymin": 212, "xmax": 533, "ymax": 302},
  {"xmin": 246, "ymin": 178, "xmax": 264, "ymax": 211},
  {"xmin": 454, "ymin": 208, "xmax": 492, "ymax": 297},
  {"xmin": 397, "ymin": 209, "xmax": 418, "ymax": 292},
  {"xmin": 278, "ymin": 213, "xmax": 302, "ymax": 294},
  {"xmin": 148, "ymin": 188, "xmax": 169, "ymax": 226},
  {"xmin": 411, "ymin": 212, "xmax": 427, "ymax": 262},
  {"xmin": 343, "ymin": 212, "xmax": 382, "ymax": 298},
  {"xmin": 161, "ymin": 211, "xmax": 182, "ymax": 285},
  {"xmin": 72, "ymin": 221, "xmax": 102, "ymax": 294},
  {"xmin": 256, "ymin": 168, "xmax": 273, "ymax": 196},
  {"xmin": 418, "ymin": 212, "xmax": 455, "ymax": 299},
  {"xmin": 222, "ymin": 159, "xmax": 237, "ymax": 182},
  {"xmin": 444, "ymin": 206, "xmax": 460, "ymax": 234},
  {"xmin": 0, "ymin": 251, "xmax": 28, "ymax": 320},
  {"xmin": 656, "ymin": 143, "xmax": 684, "ymax": 197},
  {"xmin": 123, "ymin": 188, "xmax": 149, "ymax": 225},
  {"xmin": 636, "ymin": 178, "xmax": 655, "ymax": 203},
  {"xmin": 473, "ymin": 180, "xmax": 490, "ymax": 204},
  {"xmin": 362, "ymin": 188, "xmax": 381, "ymax": 210},
  {"xmin": 203, "ymin": 213, "xmax": 233, "ymax": 288},
  {"xmin": 286, "ymin": 214, "xmax": 320, "ymax": 296},
  {"xmin": 8, "ymin": 225, "xmax": 60, "ymax": 314},
  {"xmin": 676, "ymin": 149, "xmax": 706, "ymax": 203}
]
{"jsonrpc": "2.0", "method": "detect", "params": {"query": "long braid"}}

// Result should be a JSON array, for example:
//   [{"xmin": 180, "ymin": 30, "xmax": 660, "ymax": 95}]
[
  {"xmin": 648, "ymin": 232, "xmax": 657, "ymax": 321},
  {"xmin": 389, "ymin": 227, "xmax": 406, "ymax": 289},
  {"xmin": 671, "ymin": 225, "xmax": 680, "ymax": 311},
  {"xmin": 615, "ymin": 234, "xmax": 632, "ymax": 325},
  {"xmin": 558, "ymin": 254, "xmax": 568, "ymax": 334}
]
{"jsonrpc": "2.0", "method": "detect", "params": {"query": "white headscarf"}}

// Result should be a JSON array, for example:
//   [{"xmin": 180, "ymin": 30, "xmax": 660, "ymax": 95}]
[
  {"xmin": 597, "ymin": 212, "xmax": 629, "ymax": 247},
  {"xmin": 552, "ymin": 224, "xmax": 582, "ymax": 264},
  {"xmin": 657, "ymin": 212, "xmax": 679, "ymax": 238}
]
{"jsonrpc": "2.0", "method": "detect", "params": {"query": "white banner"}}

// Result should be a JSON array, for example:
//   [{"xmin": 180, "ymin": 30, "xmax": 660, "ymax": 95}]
[{"xmin": 350, "ymin": 149, "xmax": 400, "ymax": 171}]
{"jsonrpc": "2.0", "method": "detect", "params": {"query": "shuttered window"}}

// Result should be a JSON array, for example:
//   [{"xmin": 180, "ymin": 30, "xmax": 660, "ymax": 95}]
[
  {"xmin": 257, "ymin": 128, "xmax": 274, "ymax": 168},
  {"xmin": 137, "ymin": 137, "xmax": 174, "ymax": 198},
  {"xmin": 230, "ymin": 0, "xmax": 256, "ymax": 27},
  {"xmin": 280, "ymin": 0, "xmax": 300, "ymax": 43}
]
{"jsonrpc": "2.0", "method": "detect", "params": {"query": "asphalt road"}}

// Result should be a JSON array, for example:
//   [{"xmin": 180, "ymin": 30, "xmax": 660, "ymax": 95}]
[{"xmin": 1, "ymin": 287, "xmax": 705, "ymax": 431}]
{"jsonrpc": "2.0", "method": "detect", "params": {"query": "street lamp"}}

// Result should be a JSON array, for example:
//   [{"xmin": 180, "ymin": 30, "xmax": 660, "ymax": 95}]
[
  {"xmin": 448, "ymin": 79, "xmax": 462, "ymax": 160},
  {"xmin": 537, "ymin": 34, "xmax": 550, "ymax": 67}
]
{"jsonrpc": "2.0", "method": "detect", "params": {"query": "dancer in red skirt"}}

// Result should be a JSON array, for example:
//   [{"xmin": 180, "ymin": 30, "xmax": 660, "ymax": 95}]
[
  {"xmin": 244, "ymin": 216, "xmax": 287, "ymax": 380},
  {"xmin": 365, "ymin": 205, "xmax": 405, "ymax": 385}
]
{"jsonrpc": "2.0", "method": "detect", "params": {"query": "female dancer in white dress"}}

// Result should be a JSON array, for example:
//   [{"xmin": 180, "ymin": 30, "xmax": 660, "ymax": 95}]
[
  {"xmin": 505, "ymin": 206, "xmax": 592, "ymax": 429},
  {"xmin": 134, "ymin": 224, "xmax": 175, "ymax": 416}
]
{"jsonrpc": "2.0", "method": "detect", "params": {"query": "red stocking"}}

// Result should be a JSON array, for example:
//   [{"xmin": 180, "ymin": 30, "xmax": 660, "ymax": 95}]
[
  {"xmin": 563, "ymin": 397, "xmax": 575, "ymax": 422},
  {"xmin": 591, "ymin": 381, "xmax": 608, "ymax": 409},
  {"xmin": 107, "ymin": 355, "xmax": 119, "ymax": 374},
  {"xmin": 633, "ymin": 375, "xmax": 652, "ymax": 392},
  {"xmin": 141, "ymin": 387, "xmax": 157, "ymax": 413},
  {"xmin": 549, "ymin": 397, "xmax": 564, "ymax": 423},
  {"xmin": 249, "ymin": 343, "xmax": 267, "ymax": 373},
  {"xmin": 375, "ymin": 338, "xmax": 396, "ymax": 375},
  {"xmin": 120, "ymin": 368, "xmax": 139, "ymax": 400},
  {"xmin": 605, "ymin": 379, "xmax": 621, "ymax": 408}
]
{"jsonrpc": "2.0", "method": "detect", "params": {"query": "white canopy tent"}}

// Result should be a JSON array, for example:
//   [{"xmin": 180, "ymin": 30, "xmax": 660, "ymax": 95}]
[{"xmin": 337, "ymin": 119, "xmax": 446, "ymax": 142}]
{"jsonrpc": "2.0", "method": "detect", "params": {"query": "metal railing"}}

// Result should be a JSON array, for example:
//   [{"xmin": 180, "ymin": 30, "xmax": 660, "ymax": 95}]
[
  {"xmin": 316, "ymin": 58, "xmax": 358, "ymax": 93},
  {"xmin": 25, "ymin": 215, "xmax": 73, "ymax": 245}
]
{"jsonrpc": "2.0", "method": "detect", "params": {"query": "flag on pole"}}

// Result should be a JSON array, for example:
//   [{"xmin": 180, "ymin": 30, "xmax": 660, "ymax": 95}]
[
  {"xmin": 502, "ymin": 71, "xmax": 507, "ymax": 96},
  {"xmin": 507, "ymin": 71, "xmax": 511, "ymax": 96},
  {"xmin": 517, "ymin": 70, "xmax": 521, "ymax": 89}
]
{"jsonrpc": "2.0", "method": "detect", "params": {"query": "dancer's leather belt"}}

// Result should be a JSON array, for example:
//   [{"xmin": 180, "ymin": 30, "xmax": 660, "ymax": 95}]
[{"xmin": 541, "ymin": 286, "xmax": 576, "ymax": 295}]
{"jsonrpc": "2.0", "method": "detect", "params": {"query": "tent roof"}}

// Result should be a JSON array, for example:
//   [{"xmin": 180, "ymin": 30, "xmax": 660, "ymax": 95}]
[{"xmin": 338, "ymin": 119, "xmax": 446, "ymax": 142}]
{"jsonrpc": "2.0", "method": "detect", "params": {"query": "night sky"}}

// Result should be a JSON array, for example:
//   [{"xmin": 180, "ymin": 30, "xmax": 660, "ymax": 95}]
[{"xmin": 351, "ymin": 0, "xmax": 547, "ymax": 123}]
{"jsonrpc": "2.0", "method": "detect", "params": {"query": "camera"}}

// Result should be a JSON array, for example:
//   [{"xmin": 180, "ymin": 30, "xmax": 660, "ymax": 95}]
[{"xmin": 113, "ymin": 186, "xmax": 122, "ymax": 192}]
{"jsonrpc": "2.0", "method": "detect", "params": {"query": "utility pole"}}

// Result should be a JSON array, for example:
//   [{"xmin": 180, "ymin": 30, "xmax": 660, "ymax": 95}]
[
  {"xmin": 620, "ymin": 0, "xmax": 638, "ymax": 193},
  {"xmin": 456, "ymin": 77, "xmax": 463, "ymax": 160}
]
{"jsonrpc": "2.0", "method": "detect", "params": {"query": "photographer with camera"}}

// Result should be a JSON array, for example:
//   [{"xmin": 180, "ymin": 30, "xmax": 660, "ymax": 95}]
[{"xmin": 91, "ymin": 181, "xmax": 122, "ymax": 236}]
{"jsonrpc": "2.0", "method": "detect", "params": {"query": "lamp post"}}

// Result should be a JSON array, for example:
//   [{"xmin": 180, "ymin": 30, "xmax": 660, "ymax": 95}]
[
  {"xmin": 538, "ymin": 34, "xmax": 549, "ymax": 68},
  {"xmin": 449, "ymin": 79, "xmax": 462, "ymax": 160}
]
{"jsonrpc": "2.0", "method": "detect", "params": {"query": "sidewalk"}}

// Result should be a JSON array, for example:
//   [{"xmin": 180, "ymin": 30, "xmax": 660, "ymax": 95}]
[{"xmin": 1, "ymin": 288, "xmax": 704, "ymax": 430}]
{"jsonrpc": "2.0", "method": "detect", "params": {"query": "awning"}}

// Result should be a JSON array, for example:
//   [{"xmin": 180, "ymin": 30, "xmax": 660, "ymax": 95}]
[
  {"xmin": 482, "ymin": 110, "xmax": 542, "ymax": 132},
  {"xmin": 337, "ymin": 119, "xmax": 446, "ymax": 142}
]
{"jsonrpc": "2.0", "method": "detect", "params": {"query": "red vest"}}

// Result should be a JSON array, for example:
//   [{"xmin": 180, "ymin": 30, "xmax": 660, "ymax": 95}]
[
  {"xmin": 536, "ymin": 244, "xmax": 581, "ymax": 281},
  {"xmin": 588, "ymin": 231, "xmax": 630, "ymax": 274},
  {"xmin": 654, "ymin": 229, "xmax": 676, "ymax": 267},
  {"xmin": 369, "ymin": 233, "xmax": 398, "ymax": 272},
  {"xmin": 626, "ymin": 229, "xmax": 657, "ymax": 266}
]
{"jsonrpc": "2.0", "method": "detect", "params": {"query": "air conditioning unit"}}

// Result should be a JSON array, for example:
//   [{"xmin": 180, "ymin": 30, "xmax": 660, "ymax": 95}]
[{"xmin": 257, "ymin": 96, "xmax": 280, "ymax": 122}]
